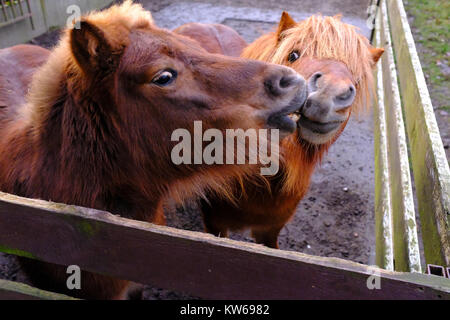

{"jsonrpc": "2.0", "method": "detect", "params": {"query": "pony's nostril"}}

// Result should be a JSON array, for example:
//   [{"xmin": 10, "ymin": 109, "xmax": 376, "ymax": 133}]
[
  {"xmin": 280, "ymin": 76, "xmax": 292, "ymax": 88},
  {"xmin": 279, "ymin": 75, "xmax": 302, "ymax": 88},
  {"xmin": 338, "ymin": 86, "xmax": 355, "ymax": 100},
  {"xmin": 265, "ymin": 71, "xmax": 304, "ymax": 97},
  {"xmin": 308, "ymin": 72, "xmax": 323, "ymax": 92},
  {"xmin": 335, "ymin": 85, "xmax": 356, "ymax": 106}
]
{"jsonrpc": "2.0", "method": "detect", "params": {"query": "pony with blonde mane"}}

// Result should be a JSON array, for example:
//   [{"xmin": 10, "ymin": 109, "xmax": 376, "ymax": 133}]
[
  {"xmin": 196, "ymin": 13, "xmax": 384, "ymax": 248},
  {"xmin": 0, "ymin": 2, "xmax": 308, "ymax": 299}
]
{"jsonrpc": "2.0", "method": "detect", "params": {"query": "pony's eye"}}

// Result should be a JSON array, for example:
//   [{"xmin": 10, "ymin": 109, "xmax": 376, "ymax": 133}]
[
  {"xmin": 152, "ymin": 69, "xmax": 177, "ymax": 86},
  {"xmin": 288, "ymin": 51, "xmax": 300, "ymax": 63}
]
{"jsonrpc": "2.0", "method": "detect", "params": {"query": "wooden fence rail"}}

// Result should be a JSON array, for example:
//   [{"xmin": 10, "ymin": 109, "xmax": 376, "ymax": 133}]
[
  {"xmin": 0, "ymin": 192, "xmax": 449, "ymax": 300},
  {"xmin": 378, "ymin": 0, "xmax": 422, "ymax": 273},
  {"xmin": 386, "ymin": 0, "xmax": 450, "ymax": 268},
  {"xmin": 373, "ymin": 0, "xmax": 450, "ymax": 272},
  {"xmin": 373, "ymin": 14, "xmax": 394, "ymax": 271}
]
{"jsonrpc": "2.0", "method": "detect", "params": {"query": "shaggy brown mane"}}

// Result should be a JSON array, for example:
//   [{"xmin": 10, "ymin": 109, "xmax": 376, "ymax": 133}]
[{"xmin": 243, "ymin": 14, "xmax": 374, "ymax": 115}]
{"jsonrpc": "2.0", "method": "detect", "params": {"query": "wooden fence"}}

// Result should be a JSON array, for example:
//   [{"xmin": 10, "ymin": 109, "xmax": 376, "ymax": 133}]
[
  {"xmin": 373, "ymin": 0, "xmax": 450, "ymax": 273},
  {"xmin": 0, "ymin": 0, "xmax": 113, "ymax": 48},
  {"xmin": 0, "ymin": 192, "xmax": 449, "ymax": 300},
  {"xmin": 0, "ymin": 0, "xmax": 33, "ymax": 29},
  {"xmin": 0, "ymin": 0, "xmax": 449, "ymax": 299}
]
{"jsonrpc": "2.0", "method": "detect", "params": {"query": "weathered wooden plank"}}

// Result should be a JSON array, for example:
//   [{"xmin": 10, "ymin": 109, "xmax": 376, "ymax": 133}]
[
  {"xmin": 386, "ymin": 0, "xmax": 450, "ymax": 267},
  {"xmin": 368, "ymin": 0, "xmax": 379, "ymax": 42},
  {"xmin": 373, "ymin": 11, "xmax": 394, "ymax": 271},
  {"xmin": 0, "ymin": 192, "xmax": 448, "ymax": 299},
  {"xmin": 379, "ymin": 1, "xmax": 422, "ymax": 273},
  {"xmin": 0, "ymin": 12, "xmax": 32, "ymax": 29},
  {"xmin": 0, "ymin": 279, "xmax": 77, "ymax": 300}
]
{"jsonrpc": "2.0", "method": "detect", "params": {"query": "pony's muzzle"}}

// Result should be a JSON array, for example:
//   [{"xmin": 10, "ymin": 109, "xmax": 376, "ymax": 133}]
[
  {"xmin": 299, "ymin": 71, "xmax": 356, "ymax": 132},
  {"xmin": 266, "ymin": 82, "xmax": 308, "ymax": 136},
  {"xmin": 305, "ymin": 72, "xmax": 356, "ymax": 120},
  {"xmin": 258, "ymin": 66, "xmax": 307, "ymax": 136}
]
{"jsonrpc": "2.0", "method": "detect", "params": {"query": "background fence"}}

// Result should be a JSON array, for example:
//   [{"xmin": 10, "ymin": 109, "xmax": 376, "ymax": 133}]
[{"xmin": 0, "ymin": 0, "xmax": 113, "ymax": 48}]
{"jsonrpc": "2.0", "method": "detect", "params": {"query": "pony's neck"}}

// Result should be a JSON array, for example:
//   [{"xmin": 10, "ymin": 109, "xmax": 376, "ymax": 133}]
[
  {"xmin": 280, "ymin": 134, "xmax": 331, "ymax": 195},
  {"xmin": 27, "ymin": 87, "xmax": 125, "ymax": 204}
]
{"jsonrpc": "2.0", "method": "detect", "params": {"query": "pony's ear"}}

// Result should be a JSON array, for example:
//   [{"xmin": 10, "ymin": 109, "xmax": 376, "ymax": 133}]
[
  {"xmin": 370, "ymin": 47, "xmax": 385, "ymax": 67},
  {"xmin": 277, "ymin": 11, "xmax": 296, "ymax": 42},
  {"xmin": 70, "ymin": 20, "xmax": 118, "ymax": 75}
]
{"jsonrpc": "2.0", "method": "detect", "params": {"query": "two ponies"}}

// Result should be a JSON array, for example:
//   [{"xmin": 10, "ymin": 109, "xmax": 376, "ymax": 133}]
[
  {"xmin": 177, "ymin": 13, "xmax": 384, "ymax": 248},
  {"xmin": 0, "ymin": 2, "xmax": 308, "ymax": 299}
]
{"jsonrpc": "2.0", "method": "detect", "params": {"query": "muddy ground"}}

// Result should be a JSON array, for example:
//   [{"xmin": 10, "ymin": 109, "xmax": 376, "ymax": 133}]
[{"xmin": 1, "ymin": 0, "xmax": 446, "ymax": 299}]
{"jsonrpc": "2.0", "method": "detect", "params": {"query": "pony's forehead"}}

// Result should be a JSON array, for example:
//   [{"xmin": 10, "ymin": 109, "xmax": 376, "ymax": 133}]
[
  {"xmin": 284, "ymin": 17, "xmax": 368, "ymax": 53},
  {"xmin": 275, "ymin": 16, "xmax": 372, "ymax": 79},
  {"xmin": 126, "ymin": 27, "xmax": 207, "ymax": 57},
  {"xmin": 118, "ymin": 28, "xmax": 209, "ymax": 78}
]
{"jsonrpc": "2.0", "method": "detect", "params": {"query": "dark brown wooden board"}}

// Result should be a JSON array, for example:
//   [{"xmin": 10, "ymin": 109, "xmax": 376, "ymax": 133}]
[{"xmin": 0, "ymin": 192, "xmax": 449, "ymax": 299}]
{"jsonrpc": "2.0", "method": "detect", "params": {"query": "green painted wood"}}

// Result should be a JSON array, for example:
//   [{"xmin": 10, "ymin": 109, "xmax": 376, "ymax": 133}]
[
  {"xmin": 0, "ymin": 192, "xmax": 449, "ymax": 299},
  {"xmin": 379, "ymin": 0, "xmax": 421, "ymax": 273},
  {"xmin": 386, "ymin": 0, "xmax": 450, "ymax": 267},
  {"xmin": 0, "ymin": 279, "xmax": 77, "ymax": 300},
  {"xmin": 373, "ymin": 11, "xmax": 394, "ymax": 271}
]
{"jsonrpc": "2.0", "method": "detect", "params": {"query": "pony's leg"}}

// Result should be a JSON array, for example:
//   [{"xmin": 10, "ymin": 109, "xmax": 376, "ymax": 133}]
[
  {"xmin": 251, "ymin": 225, "xmax": 283, "ymax": 249},
  {"xmin": 124, "ymin": 282, "xmax": 145, "ymax": 300},
  {"xmin": 200, "ymin": 199, "xmax": 229, "ymax": 238},
  {"xmin": 153, "ymin": 200, "xmax": 167, "ymax": 226},
  {"xmin": 204, "ymin": 220, "xmax": 229, "ymax": 238}
]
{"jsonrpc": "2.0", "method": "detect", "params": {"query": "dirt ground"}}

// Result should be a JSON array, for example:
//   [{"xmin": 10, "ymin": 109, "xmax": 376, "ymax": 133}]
[{"xmin": 1, "ymin": 0, "xmax": 447, "ymax": 299}]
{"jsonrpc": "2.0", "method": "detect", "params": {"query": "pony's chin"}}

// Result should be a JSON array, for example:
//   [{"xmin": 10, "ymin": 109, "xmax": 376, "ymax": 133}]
[
  {"xmin": 268, "ymin": 114, "xmax": 298, "ymax": 138},
  {"xmin": 297, "ymin": 126, "xmax": 337, "ymax": 145}
]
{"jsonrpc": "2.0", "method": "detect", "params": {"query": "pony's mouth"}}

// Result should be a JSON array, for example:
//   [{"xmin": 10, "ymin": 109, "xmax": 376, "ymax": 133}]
[
  {"xmin": 267, "ymin": 112, "xmax": 299, "ymax": 134},
  {"xmin": 297, "ymin": 116, "xmax": 342, "ymax": 134},
  {"xmin": 267, "ymin": 90, "xmax": 308, "ymax": 134},
  {"xmin": 288, "ymin": 113, "xmax": 301, "ymax": 122}
]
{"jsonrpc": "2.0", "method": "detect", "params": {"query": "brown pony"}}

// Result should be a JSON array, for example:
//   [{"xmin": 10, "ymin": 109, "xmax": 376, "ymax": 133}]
[
  {"xmin": 174, "ymin": 22, "xmax": 247, "ymax": 57},
  {"xmin": 196, "ymin": 13, "xmax": 384, "ymax": 248},
  {"xmin": 0, "ymin": 2, "xmax": 308, "ymax": 299},
  {"xmin": 0, "ymin": 45, "xmax": 50, "ymax": 112}
]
